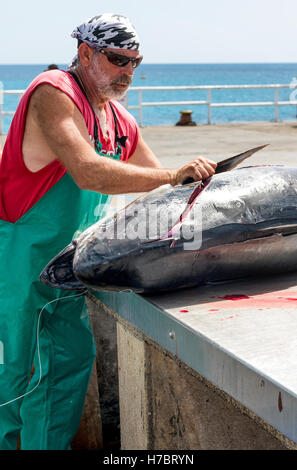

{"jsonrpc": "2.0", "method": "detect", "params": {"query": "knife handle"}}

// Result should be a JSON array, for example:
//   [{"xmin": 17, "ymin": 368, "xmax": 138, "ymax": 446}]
[{"xmin": 182, "ymin": 177, "xmax": 195, "ymax": 185}]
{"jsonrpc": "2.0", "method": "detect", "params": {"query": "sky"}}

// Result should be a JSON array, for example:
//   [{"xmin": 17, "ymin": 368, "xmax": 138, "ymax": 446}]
[{"xmin": 1, "ymin": 0, "xmax": 297, "ymax": 64}]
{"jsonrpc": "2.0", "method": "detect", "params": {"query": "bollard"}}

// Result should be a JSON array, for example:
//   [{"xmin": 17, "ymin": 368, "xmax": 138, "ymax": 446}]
[{"xmin": 176, "ymin": 110, "xmax": 196, "ymax": 126}]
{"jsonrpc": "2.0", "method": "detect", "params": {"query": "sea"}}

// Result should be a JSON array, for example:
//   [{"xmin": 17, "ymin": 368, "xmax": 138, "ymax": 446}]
[{"xmin": 0, "ymin": 63, "xmax": 297, "ymax": 133}]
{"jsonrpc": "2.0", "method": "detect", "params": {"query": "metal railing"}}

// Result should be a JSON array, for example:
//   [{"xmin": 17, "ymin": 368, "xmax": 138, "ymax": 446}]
[
  {"xmin": 1, "ymin": 83, "xmax": 297, "ymax": 133},
  {"xmin": 0, "ymin": 86, "xmax": 25, "ymax": 134},
  {"xmin": 127, "ymin": 84, "xmax": 297, "ymax": 127}
]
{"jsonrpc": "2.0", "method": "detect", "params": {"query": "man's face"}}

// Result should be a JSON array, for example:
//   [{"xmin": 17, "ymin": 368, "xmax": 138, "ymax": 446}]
[{"xmin": 87, "ymin": 47, "xmax": 140, "ymax": 100}]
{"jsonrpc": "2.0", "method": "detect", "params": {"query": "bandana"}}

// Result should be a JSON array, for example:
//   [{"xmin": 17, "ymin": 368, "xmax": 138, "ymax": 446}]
[
  {"xmin": 69, "ymin": 14, "xmax": 140, "ymax": 68},
  {"xmin": 71, "ymin": 13, "xmax": 140, "ymax": 50}
]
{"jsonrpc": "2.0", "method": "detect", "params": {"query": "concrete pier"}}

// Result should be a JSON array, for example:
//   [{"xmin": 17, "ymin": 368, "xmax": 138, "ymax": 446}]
[
  {"xmin": 1, "ymin": 120, "xmax": 297, "ymax": 167},
  {"xmin": 140, "ymin": 121, "xmax": 297, "ymax": 168}
]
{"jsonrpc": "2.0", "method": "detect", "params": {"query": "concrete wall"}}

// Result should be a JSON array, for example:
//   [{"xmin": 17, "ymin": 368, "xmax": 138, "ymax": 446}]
[
  {"xmin": 117, "ymin": 323, "xmax": 289, "ymax": 450},
  {"xmin": 86, "ymin": 294, "xmax": 295, "ymax": 450},
  {"xmin": 86, "ymin": 297, "xmax": 120, "ymax": 447}
]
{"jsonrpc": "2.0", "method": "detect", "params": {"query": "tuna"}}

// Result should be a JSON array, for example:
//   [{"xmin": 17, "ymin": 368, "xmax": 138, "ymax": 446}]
[{"xmin": 40, "ymin": 164, "xmax": 297, "ymax": 293}]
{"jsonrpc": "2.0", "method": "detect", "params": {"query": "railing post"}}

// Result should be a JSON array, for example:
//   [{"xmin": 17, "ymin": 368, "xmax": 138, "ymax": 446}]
[
  {"xmin": 0, "ymin": 82, "xmax": 3, "ymax": 135},
  {"xmin": 274, "ymin": 87, "xmax": 279, "ymax": 122},
  {"xmin": 138, "ymin": 90, "xmax": 143, "ymax": 127},
  {"xmin": 207, "ymin": 89, "xmax": 212, "ymax": 125}
]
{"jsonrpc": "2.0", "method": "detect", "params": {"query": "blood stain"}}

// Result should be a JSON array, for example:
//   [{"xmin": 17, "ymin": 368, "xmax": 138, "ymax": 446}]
[
  {"xmin": 179, "ymin": 309, "xmax": 189, "ymax": 313},
  {"xmin": 209, "ymin": 309, "xmax": 219, "ymax": 312},
  {"xmin": 277, "ymin": 296, "xmax": 297, "ymax": 301}
]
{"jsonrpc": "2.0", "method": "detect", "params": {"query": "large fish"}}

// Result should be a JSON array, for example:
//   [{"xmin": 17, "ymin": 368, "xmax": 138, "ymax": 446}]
[{"xmin": 40, "ymin": 160, "xmax": 297, "ymax": 294}]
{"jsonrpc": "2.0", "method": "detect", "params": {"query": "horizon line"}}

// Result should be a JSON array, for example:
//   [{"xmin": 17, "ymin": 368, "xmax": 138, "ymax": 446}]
[{"xmin": 0, "ymin": 61, "xmax": 297, "ymax": 66}]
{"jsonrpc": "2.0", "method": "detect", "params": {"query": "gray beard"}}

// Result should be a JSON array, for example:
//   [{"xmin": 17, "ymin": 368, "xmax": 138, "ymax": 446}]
[
  {"xmin": 98, "ymin": 85, "xmax": 126, "ymax": 101},
  {"xmin": 88, "ymin": 65, "xmax": 128, "ymax": 101}
]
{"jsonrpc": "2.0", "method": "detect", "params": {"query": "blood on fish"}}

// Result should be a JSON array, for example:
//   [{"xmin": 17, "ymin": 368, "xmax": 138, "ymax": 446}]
[
  {"xmin": 218, "ymin": 294, "xmax": 250, "ymax": 301},
  {"xmin": 163, "ymin": 179, "xmax": 212, "ymax": 240},
  {"xmin": 179, "ymin": 309, "xmax": 189, "ymax": 313},
  {"xmin": 209, "ymin": 309, "xmax": 219, "ymax": 312}
]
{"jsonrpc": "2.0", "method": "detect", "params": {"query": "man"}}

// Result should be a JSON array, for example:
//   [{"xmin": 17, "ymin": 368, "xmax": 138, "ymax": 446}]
[{"xmin": 0, "ymin": 14, "xmax": 217, "ymax": 450}]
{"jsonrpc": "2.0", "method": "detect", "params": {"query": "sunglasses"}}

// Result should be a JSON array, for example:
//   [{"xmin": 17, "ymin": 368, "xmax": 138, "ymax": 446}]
[{"xmin": 98, "ymin": 49, "xmax": 143, "ymax": 69}]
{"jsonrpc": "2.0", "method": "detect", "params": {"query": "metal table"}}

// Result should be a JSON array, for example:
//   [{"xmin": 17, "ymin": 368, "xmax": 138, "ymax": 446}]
[{"xmin": 92, "ymin": 271, "xmax": 297, "ymax": 447}]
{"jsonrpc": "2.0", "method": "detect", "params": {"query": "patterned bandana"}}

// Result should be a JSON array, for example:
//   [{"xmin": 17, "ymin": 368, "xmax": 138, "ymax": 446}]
[{"xmin": 71, "ymin": 13, "xmax": 140, "ymax": 50}]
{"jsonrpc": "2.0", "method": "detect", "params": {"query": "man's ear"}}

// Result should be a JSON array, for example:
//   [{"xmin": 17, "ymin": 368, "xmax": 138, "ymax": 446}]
[{"xmin": 78, "ymin": 43, "xmax": 95, "ymax": 67}]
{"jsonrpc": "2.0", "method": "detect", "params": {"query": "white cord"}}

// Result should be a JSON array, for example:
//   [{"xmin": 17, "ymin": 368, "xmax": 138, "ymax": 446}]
[{"xmin": 0, "ymin": 291, "xmax": 84, "ymax": 408}]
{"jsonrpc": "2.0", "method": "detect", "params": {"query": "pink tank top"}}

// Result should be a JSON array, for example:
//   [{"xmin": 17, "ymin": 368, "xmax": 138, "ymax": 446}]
[{"xmin": 0, "ymin": 69, "xmax": 139, "ymax": 223}]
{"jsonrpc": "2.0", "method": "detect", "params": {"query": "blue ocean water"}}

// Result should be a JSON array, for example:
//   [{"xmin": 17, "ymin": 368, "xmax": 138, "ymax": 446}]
[{"xmin": 0, "ymin": 63, "xmax": 297, "ymax": 133}]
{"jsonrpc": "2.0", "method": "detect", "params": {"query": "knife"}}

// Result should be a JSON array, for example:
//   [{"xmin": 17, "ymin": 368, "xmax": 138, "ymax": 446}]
[{"xmin": 182, "ymin": 144, "xmax": 269, "ymax": 185}]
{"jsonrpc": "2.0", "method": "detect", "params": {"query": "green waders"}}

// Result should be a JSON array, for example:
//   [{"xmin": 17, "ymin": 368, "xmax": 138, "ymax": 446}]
[{"xmin": 0, "ymin": 157, "xmax": 118, "ymax": 449}]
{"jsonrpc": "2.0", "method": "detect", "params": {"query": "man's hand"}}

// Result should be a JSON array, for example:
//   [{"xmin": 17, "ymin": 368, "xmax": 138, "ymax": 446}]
[{"xmin": 171, "ymin": 156, "xmax": 217, "ymax": 186}]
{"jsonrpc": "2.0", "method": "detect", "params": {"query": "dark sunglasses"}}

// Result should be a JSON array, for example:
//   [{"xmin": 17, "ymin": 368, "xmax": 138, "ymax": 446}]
[{"xmin": 98, "ymin": 49, "xmax": 143, "ymax": 69}]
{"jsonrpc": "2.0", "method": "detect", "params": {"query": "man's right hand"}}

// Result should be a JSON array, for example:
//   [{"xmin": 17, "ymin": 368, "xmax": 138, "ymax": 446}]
[{"xmin": 171, "ymin": 156, "xmax": 217, "ymax": 186}]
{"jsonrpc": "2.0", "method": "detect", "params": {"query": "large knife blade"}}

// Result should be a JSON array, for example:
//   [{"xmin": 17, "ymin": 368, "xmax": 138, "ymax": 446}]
[{"xmin": 182, "ymin": 144, "xmax": 269, "ymax": 185}]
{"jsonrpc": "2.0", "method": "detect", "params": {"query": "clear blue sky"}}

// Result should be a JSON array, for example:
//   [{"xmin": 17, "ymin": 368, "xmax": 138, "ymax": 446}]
[{"xmin": 1, "ymin": 0, "xmax": 297, "ymax": 64}]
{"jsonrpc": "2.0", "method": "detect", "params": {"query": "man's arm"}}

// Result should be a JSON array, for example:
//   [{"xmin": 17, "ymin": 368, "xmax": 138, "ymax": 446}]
[{"xmin": 31, "ymin": 85, "xmax": 216, "ymax": 194}]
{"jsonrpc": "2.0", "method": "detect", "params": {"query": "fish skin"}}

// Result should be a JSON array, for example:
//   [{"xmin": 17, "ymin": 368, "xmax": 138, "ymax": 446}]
[{"xmin": 40, "ymin": 166, "xmax": 297, "ymax": 293}]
